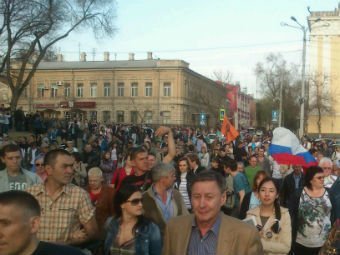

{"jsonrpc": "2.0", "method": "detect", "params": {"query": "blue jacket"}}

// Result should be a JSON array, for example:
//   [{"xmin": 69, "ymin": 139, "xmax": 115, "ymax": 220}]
[{"xmin": 104, "ymin": 217, "xmax": 162, "ymax": 255}]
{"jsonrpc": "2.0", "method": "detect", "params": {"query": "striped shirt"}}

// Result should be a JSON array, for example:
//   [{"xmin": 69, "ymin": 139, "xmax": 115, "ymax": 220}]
[
  {"xmin": 187, "ymin": 214, "xmax": 221, "ymax": 255},
  {"xmin": 178, "ymin": 172, "xmax": 191, "ymax": 209},
  {"xmin": 26, "ymin": 183, "xmax": 95, "ymax": 242}
]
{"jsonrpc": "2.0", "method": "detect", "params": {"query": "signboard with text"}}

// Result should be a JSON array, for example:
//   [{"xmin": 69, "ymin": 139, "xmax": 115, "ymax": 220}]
[
  {"xmin": 272, "ymin": 110, "xmax": 279, "ymax": 122},
  {"xmin": 219, "ymin": 109, "xmax": 225, "ymax": 121}
]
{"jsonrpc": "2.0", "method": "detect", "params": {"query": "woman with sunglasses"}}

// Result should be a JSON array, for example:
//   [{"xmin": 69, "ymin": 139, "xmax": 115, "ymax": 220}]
[
  {"xmin": 104, "ymin": 184, "xmax": 162, "ymax": 255},
  {"xmin": 291, "ymin": 166, "xmax": 333, "ymax": 255},
  {"xmin": 246, "ymin": 177, "xmax": 291, "ymax": 255}
]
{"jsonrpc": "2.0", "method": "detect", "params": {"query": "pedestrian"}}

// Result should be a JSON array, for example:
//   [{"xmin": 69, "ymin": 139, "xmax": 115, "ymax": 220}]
[{"xmin": 162, "ymin": 170, "xmax": 263, "ymax": 255}]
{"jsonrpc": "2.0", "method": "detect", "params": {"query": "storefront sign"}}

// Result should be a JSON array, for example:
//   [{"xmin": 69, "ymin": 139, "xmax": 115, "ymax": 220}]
[
  {"xmin": 74, "ymin": 102, "xmax": 96, "ymax": 108},
  {"xmin": 35, "ymin": 104, "xmax": 57, "ymax": 109},
  {"xmin": 59, "ymin": 101, "xmax": 96, "ymax": 108}
]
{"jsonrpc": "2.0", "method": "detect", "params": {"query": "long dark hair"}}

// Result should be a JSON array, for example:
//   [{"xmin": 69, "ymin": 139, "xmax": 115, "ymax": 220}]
[
  {"xmin": 258, "ymin": 177, "xmax": 281, "ymax": 234},
  {"xmin": 113, "ymin": 184, "xmax": 148, "ymax": 233}
]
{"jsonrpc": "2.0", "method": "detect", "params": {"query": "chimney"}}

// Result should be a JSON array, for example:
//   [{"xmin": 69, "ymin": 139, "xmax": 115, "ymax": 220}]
[
  {"xmin": 80, "ymin": 52, "xmax": 86, "ymax": 62},
  {"xmin": 57, "ymin": 53, "xmax": 63, "ymax": 62},
  {"xmin": 104, "ymin": 51, "xmax": 110, "ymax": 61},
  {"xmin": 147, "ymin": 52, "xmax": 153, "ymax": 60},
  {"xmin": 128, "ymin": 52, "xmax": 135, "ymax": 61}
]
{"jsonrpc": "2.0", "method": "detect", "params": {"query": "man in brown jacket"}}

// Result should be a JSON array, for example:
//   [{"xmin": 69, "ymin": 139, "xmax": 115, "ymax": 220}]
[{"xmin": 162, "ymin": 170, "xmax": 263, "ymax": 255}]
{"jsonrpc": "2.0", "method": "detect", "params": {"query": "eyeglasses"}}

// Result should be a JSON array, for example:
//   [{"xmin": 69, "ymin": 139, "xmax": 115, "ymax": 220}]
[
  {"xmin": 315, "ymin": 176, "xmax": 325, "ymax": 180},
  {"xmin": 126, "ymin": 198, "xmax": 143, "ymax": 206},
  {"xmin": 35, "ymin": 163, "xmax": 43, "ymax": 167}
]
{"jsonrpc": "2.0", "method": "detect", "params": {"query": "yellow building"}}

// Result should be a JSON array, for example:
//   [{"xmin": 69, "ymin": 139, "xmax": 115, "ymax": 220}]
[
  {"xmin": 307, "ymin": 5, "xmax": 340, "ymax": 135},
  {"xmin": 16, "ymin": 52, "xmax": 226, "ymax": 127}
]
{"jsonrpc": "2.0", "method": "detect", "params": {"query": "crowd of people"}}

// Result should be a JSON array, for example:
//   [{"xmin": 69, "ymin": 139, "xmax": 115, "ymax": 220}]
[{"xmin": 0, "ymin": 117, "xmax": 339, "ymax": 255}]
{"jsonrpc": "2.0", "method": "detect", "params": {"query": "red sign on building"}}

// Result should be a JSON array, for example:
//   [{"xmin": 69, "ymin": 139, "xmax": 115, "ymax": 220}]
[
  {"xmin": 74, "ymin": 102, "xmax": 96, "ymax": 108},
  {"xmin": 35, "ymin": 104, "xmax": 57, "ymax": 109}
]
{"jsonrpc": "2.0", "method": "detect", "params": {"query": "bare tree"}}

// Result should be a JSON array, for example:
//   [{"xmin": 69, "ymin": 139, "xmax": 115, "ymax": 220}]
[
  {"xmin": 308, "ymin": 72, "xmax": 337, "ymax": 135},
  {"xmin": 212, "ymin": 69, "xmax": 233, "ymax": 84},
  {"xmin": 254, "ymin": 53, "xmax": 300, "ymax": 130},
  {"xmin": 0, "ymin": 0, "xmax": 116, "ymax": 111}
]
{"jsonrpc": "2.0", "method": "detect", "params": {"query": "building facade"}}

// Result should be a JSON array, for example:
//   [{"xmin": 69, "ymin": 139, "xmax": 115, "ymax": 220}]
[
  {"xmin": 226, "ymin": 84, "xmax": 256, "ymax": 130},
  {"xmin": 307, "ymin": 4, "xmax": 340, "ymax": 135},
  {"xmin": 14, "ymin": 53, "xmax": 226, "ymax": 127}
]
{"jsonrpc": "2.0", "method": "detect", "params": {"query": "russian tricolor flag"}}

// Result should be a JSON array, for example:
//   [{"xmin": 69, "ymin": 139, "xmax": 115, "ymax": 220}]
[{"xmin": 269, "ymin": 127, "xmax": 317, "ymax": 167}]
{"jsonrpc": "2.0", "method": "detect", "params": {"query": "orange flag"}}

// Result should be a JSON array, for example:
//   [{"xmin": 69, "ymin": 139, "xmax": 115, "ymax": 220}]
[{"xmin": 221, "ymin": 116, "xmax": 239, "ymax": 142}]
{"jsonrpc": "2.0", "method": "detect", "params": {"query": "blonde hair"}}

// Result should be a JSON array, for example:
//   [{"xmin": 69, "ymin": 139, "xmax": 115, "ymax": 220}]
[{"xmin": 88, "ymin": 167, "xmax": 103, "ymax": 178}]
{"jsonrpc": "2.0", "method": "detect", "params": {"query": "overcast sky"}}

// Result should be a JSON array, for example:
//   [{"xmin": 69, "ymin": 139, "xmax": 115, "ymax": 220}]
[{"xmin": 56, "ymin": 0, "xmax": 339, "ymax": 97}]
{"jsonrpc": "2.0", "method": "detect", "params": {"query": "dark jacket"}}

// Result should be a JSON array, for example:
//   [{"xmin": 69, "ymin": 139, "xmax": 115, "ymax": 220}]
[
  {"xmin": 104, "ymin": 217, "xmax": 162, "ymax": 255},
  {"xmin": 330, "ymin": 177, "xmax": 340, "ymax": 220},
  {"xmin": 280, "ymin": 172, "xmax": 304, "ymax": 209},
  {"xmin": 239, "ymin": 191, "xmax": 252, "ymax": 219}
]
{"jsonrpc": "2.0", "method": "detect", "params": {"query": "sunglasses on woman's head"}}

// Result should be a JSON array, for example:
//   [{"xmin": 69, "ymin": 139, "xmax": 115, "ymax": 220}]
[{"xmin": 126, "ymin": 198, "xmax": 143, "ymax": 206}]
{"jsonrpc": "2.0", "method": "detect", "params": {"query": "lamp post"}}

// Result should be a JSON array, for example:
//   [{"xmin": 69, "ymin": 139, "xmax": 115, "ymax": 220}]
[{"xmin": 281, "ymin": 17, "xmax": 307, "ymax": 138}]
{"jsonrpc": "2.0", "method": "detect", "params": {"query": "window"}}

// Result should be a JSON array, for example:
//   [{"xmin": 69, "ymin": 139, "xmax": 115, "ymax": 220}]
[
  {"xmin": 64, "ymin": 111, "xmax": 71, "ymax": 120},
  {"xmin": 90, "ymin": 82, "xmax": 97, "ymax": 97},
  {"xmin": 161, "ymin": 111, "xmax": 171, "ymax": 124},
  {"xmin": 163, "ymin": 82, "xmax": 171, "ymax": 97},
  {"xmin": 37, "ymin": 84, "xmax": 45, "ymax": 98},
  {"xmin": 104, "ymin": 82, "xmax": 110, "ymax": 97},
  {"xmin": 144, "ymin": 111, "xmax": 152, "ymax": 124},
  {"xmin": 131, "ymin": 82, "xmax": 138, "ymax": 97},
  {"xmin": 103, "ymin": 111, "xmax": 111, "ymax": 122},
  {"xmin": 117, "ymin": 111, "xmax": 124, "ymax": 122},
  {"xmin": 64, "ymin": 83, "xmax": 71, "ymax": 98},
  {"xmin": 51, "ymin": 83, "xmax": 58, "ymax": 98},
  {"xmin": 77, "ymin": 83, "xmax": 83, "ymax": 98},
  {"xmin": 117, "ymin": 82, "xmax": 124, "ymax": 97},
  {"xmin": 131, "ymin": 111, "xmax": 138, "ymax": 123},
  {"xmin": 90, "ymin": 111, "xmax": 97, "ymax": 121},
  {"xmin": 145, "ymin": 82, "xmax": 152, "ymax": 97}
]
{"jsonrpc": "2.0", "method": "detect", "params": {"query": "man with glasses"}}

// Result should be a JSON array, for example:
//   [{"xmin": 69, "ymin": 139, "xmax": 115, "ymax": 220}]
[
  {"xmin": 319, "ymin": 157, "xmax": 337, "ymax": 188},
  {"xmin": 0, "ymin": 144, "xmax": 41, "ymax": 192}
]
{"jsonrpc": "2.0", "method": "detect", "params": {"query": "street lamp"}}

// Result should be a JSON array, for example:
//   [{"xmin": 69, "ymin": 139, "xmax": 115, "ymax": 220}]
[{"xmin": 281, "ymin": 16, "xmax": 307, "ymax": 138}]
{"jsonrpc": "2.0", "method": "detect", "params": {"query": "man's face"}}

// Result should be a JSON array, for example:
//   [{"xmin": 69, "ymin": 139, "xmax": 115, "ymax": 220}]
[
  {"xmin": 132, "ymin": 152, "xmax": 149, "ymax": 172},
  {"xmin": 2, "ymin": 151, "xmax": 22, "ymax": 172},
  {"xmin": 292, "ymin": 165, "xmax": 302, "ymax": 175},
  {"xmin": 0, "ymin": 204, "xmax": 39, "ymax": 255},
  {"xmin": 258, "ymin": 149, "xmax": 265, "ymax": 157},
  {"xmin": 45, "ymin": 155, "xmax": 75, "ymax": 186},
  {"xmin": 320, "ymin": 162, "xmax": 333, "ymax": 177},
  {"xmin": 237, "ymin": 163, "xmax": 244, "ymax": 172},
  {"xmin": 191, "ymin": 181, "xmax": 226, "ymax": 226},
  {"xmin": 249, "ymin": 157, "xmax": 257, "ymax": 167},
  {"xmin": 84, "ymin": 145, "xmax": 92, "ymax": 153},
  {"xmin": 147, "ymin": 155, "xmax": 157, "ymax": 169},
  {"xmin": 161, "ymin": 171, "xmax": 176, "ymax": 189}
]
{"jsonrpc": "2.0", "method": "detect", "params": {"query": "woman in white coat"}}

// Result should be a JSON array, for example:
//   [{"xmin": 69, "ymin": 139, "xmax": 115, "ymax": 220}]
[{"xmin": 246, "ymin": 177, "xmax": 291, "ymax": 255}]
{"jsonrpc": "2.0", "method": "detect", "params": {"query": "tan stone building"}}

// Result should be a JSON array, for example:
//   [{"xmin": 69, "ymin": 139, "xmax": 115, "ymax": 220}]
[
  {"xmin": 307, "ymin": 5, "xmax": 340, "ymax": 135},
  {"xmin": 16, "ymin": 53, "xmax": 226, "ymax": 127}
]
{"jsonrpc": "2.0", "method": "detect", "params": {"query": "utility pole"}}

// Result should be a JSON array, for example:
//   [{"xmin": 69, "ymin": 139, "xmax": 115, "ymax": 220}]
[{"xmin": 281, "ymin": 16, "xmax": 308, "ymax": 138}]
